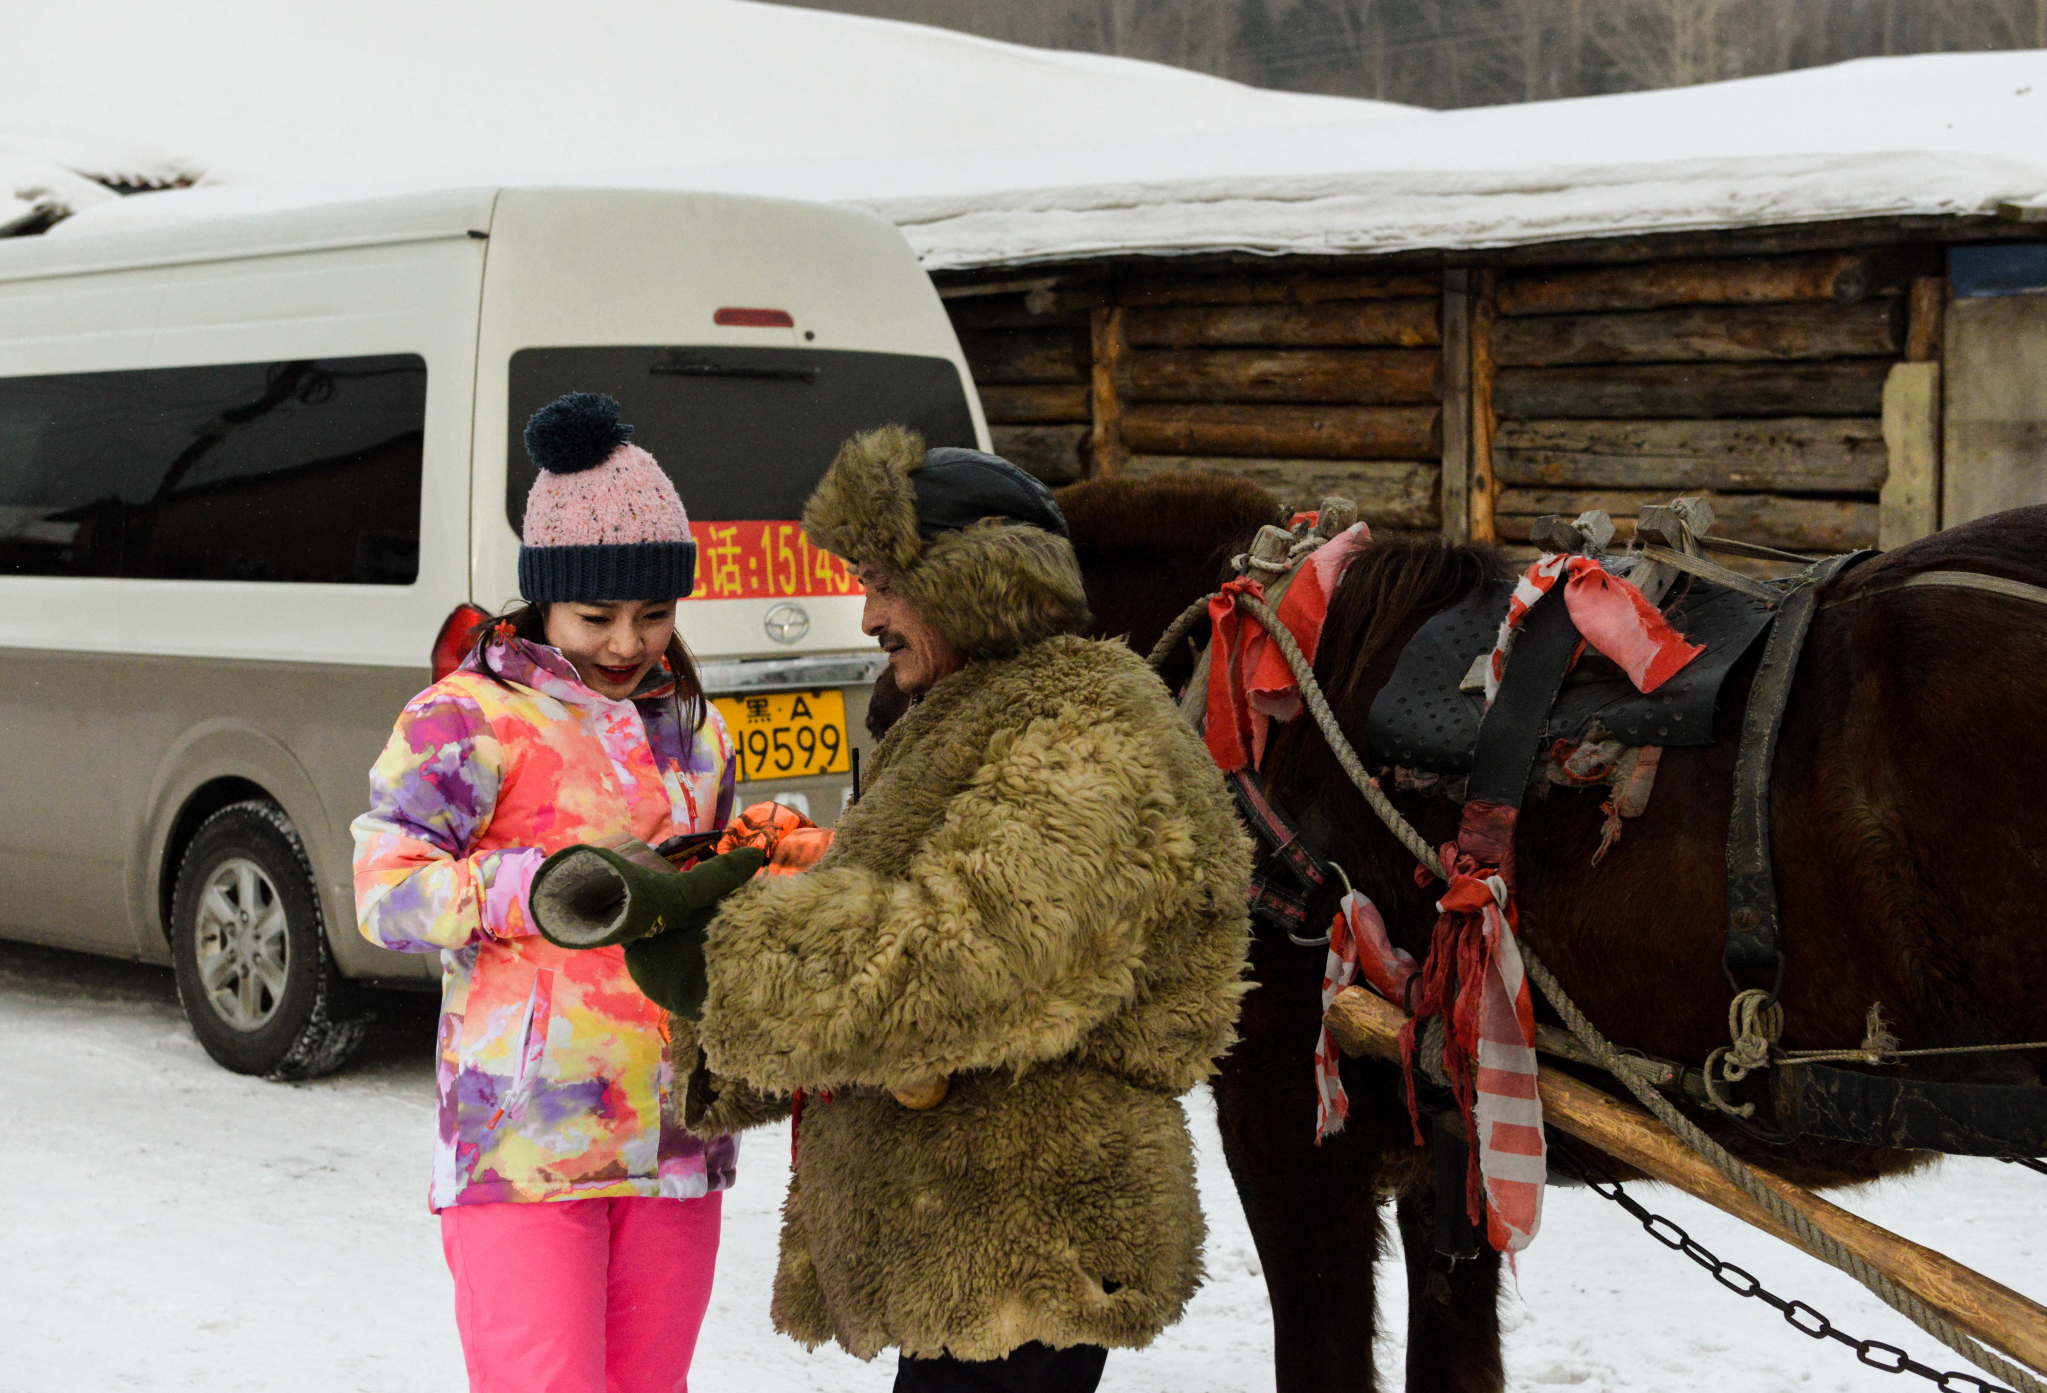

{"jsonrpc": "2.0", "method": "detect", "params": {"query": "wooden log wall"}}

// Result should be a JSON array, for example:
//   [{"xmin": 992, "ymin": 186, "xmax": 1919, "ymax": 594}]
[
  {"xmin": 945, "ymin": 271, "xmax": 1446, "ymax": 533},
  {"xmin": 1479, "ymin": 249, "xmax": 1943, "ymax": 553},
  {"xmin": 947, "ymin": 289, "xmax": 1095, "ymax": 486},
  {"xmin": 943, "ymin": 245, "xmax": 1948, "ymax": 555}
]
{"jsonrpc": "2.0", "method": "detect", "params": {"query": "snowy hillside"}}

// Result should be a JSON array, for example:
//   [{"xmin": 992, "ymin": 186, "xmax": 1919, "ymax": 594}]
[
  {"xmin": 0, "ymin": 0, "xmax": 1393, "ymax": 188},
  {"xmin": 13, "ymin": 4, "xmax": 2047, "ymax": 267}
]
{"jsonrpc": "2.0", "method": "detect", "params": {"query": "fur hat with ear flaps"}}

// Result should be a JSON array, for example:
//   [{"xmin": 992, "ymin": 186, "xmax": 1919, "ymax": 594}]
[{"xmin": 801, "ymin": 425, "xmax": 1089, "ymax": 660}]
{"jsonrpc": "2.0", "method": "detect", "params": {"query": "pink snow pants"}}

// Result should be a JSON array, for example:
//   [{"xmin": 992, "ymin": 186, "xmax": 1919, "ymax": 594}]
[{"xmin": 440, "ymin": 1193, "xmax": 722, "ymax": 1393}]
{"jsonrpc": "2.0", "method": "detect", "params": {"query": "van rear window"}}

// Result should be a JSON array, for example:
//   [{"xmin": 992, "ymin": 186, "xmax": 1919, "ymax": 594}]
[
  {"xmin": 0, "ymin": 355, "xmax": 426, "ymax": 584},
  {"xmin": 507, "ymin": 347, "xmax": 976, "ymax": 600}
]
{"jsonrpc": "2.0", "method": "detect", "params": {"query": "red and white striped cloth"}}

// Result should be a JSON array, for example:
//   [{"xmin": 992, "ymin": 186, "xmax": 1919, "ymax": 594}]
[
  {"xmin": 1329, "ymin": 839, "xmax": 1546, "ymax": 1251},
  {"xmin": 1485, "ymin": 552, "xmax": 1704, "ymax": 707},
  {"xmin": 1315, "ymin": 885, "xmax": 1415, "ymax": 1143},
  {"xmin": 1427, "ymin": 861, "xmax": 1545, "ymax": 1253},
  {"xmin": 1308, "ymin": 550, "xmax": 1706, "ymax": 1252}
]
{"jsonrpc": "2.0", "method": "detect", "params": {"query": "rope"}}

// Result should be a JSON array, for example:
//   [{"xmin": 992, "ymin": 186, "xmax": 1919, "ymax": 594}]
[
  {"xmin": 1159, "ymin": 583, "xmax": 2047, "ymax": 1392},
  {"xmin": 1787, "ymin": 1040, "xmax": 2047, "ymax": 1064},
  {"xmin": 1145, "ymin": 595, "xmax": 1216, "ymax": 674},
  {"xmin": 1704, "ymin": 988, "xmax": 1785, "ymax": 1119},
  {"xmin": 1706, "ymin": 993, "xmax": 2047, "ymax": 1096}
]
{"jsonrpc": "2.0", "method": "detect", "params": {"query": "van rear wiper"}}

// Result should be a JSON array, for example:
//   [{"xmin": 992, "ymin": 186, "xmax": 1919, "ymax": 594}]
[{"xmin": 650, "ymin": 350, "xmax": 817, "ymax": 383}]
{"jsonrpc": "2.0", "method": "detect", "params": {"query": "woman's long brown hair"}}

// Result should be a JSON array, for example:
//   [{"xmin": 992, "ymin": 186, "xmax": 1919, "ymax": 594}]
[{"xmin": 468, "ymin": 600, "xmax": 708, "ymax": 759}]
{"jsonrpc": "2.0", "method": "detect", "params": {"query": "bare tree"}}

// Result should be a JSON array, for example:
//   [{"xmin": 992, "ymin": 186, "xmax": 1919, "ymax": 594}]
[
  {"xmin": 1587, "ymin": 0, "xmax": 1736, "ymax": 92},
  {"xmin": 760, "ymin": 0, "xmax": 2047, "ymax": 108}
]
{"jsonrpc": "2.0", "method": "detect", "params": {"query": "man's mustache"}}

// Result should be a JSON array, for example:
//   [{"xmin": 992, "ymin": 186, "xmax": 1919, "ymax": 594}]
[{"xmin": 877, "ymin": 629, "xmax": 908, "ymax": 652}]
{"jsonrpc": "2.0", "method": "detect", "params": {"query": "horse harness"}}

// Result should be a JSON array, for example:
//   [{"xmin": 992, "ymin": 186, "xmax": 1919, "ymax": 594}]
[
  {"xmin": 1210, "ymin": 517, "xmax": 2047, "ymax": 1167},
  {"xmin": 1227, "ymin": 767, "xmax": 1339, "ymax": 948}
]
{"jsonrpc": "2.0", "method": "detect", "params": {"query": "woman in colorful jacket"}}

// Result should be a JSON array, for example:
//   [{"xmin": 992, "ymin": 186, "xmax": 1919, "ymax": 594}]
[{"xmin": 352, "ymin": 393, "xmax": 755, "ymax": 1393}]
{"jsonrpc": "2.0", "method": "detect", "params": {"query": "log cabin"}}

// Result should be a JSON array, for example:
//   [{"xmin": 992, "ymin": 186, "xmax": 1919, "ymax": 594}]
[{"xmin": 874, "ymin": 54, "xmax": 2047, "ymax": 556}]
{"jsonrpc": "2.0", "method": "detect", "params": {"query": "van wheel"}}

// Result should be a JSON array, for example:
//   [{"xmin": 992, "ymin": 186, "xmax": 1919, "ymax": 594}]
[{"xmin": 170, "ymin": 800, "xmax": 371, "ymax": 1080}]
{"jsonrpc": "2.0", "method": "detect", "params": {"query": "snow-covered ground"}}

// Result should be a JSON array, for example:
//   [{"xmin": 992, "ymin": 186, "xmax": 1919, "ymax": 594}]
[{"xmin": 2, "ymin": 937, "xmax": 2040, "ymax": 1393}]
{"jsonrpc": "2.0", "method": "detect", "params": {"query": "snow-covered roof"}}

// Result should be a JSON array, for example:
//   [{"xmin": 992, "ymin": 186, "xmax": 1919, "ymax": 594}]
[
  {"xmin": 9, "ymin": 0, "xmax": 2047, "ymax": 270},
  {"xmin": 0, "ymin": 131, "xmax": 200, "ymax": 235},
  {"xmin": 854, "ymin": 52, "xmax": 2047, "ymax": 269}
]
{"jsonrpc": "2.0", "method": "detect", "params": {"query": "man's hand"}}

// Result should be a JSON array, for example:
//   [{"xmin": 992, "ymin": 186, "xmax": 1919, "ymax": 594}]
[{"xmin": 717, "ymin": 801, "xmax": 834, "ymax": 875}]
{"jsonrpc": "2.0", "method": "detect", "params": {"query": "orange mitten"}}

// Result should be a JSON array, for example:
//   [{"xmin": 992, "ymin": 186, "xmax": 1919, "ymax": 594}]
[{"xmin": 716, "ymin": 801, "xmax": 835, "ymax": 878}]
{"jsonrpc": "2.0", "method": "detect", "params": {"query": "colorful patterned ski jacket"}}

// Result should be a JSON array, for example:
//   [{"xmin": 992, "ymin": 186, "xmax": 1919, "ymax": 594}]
[{"xmin": 352, "ymin": 636, "xmax": 737, "ymax": 1211}]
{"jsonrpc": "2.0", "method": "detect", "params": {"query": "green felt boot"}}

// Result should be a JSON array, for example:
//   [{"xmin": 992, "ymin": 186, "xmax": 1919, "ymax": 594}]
[
  {"xmin": 623, "ymin": 923, "xmax": 716, "ymax": 1021},
  {"xmin": 530, "ymin": 843, "xmax": 764, "ymax": 950}
]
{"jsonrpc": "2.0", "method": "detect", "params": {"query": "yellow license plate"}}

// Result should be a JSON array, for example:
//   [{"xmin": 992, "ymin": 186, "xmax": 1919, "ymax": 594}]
[{"xmin": 714, "ymin": 688, "xmax": 851, "ymax": 784}]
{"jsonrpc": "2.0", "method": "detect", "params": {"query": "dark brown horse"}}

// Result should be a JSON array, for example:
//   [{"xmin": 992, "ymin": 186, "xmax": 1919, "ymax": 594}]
[{"xmin": 1055, "ymin": 473, "xmax": 2047, "ymax": 1393}]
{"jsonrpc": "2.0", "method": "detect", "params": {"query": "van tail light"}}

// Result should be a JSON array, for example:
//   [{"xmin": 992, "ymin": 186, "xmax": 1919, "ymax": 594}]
[
  {"xmin": 432, "ymin": 603, "xmax": 491, "ymax": 682},
  {"xmin": 714, "ymin": 307, "xmax": 795, "ymax": 328}
]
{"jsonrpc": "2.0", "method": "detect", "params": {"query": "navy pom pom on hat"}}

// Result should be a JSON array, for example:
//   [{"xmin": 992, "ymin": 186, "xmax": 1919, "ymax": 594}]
[{"xmin": 518, "ymin": 392, "xmax": 698, "ymax": 603}]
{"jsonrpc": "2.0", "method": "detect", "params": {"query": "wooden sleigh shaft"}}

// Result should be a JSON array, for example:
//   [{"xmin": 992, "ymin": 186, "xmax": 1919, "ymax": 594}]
[{"xmin": 1324, "ymin": 984, "xmax": 2047, "ymax": 1378}]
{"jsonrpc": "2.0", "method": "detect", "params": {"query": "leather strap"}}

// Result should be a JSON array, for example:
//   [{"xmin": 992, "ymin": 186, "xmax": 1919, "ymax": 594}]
[
  {"xmin": 1825, "ymin": 568, "xmax": 2047, "ymax": 611},
  {"xmin": 1723, "ymin": 551, "xmax": 1873, "ymax": 978},
  {"xmin": 1432, "ymin": 1112, "xmax": 1482, "ymax": 1257},
  {"xmin": 1779, "ymin": 1061, "xmax": 2047, "ymax": 1157},
  {"xmin": 1466, "ymin": 587, "xmax": 1584, "ymax": 808},
  {"xmin": 1227, "ymin": 767, "xmax": 1335, "ymax": 940}
]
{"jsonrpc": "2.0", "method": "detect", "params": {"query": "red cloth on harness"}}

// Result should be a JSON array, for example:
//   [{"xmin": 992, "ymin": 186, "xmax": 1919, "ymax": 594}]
[
  {"xmin": 1486, "ymin": 553, "xmax": 1703, "ymax": 706},
  {"xmin": 1204, "ymin": 521, "xmax": 1371, "ymax": 772},
  {"xmin": 1398, "ymin": 800, "xmax": 1544, "ymax": 1255},
  {"xmin": 1315, "ymin": 886, "xmax": 1414, "ymax": 1144}
]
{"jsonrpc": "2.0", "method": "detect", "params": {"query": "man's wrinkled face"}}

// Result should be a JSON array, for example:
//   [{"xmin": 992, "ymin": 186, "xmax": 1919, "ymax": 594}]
[{"xmin": 859, "ymin": 569, "xmax": 964, "ymax": 696}]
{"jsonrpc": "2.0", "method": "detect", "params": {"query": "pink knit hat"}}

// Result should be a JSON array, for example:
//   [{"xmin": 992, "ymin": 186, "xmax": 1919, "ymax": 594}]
[{"xmin": 518, "ymin": 393, "xmax": 696, "ymax": 602}]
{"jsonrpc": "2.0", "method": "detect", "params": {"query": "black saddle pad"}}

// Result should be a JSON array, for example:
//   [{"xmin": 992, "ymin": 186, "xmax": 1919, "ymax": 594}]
[{"xmin": 1367, "ymin": 575, "xmax": 1778, "ymax": 775}]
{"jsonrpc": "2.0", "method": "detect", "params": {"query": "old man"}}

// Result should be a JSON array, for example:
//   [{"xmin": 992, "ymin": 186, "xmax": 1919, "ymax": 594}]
[{"xmin": 563, "ymin": 428, "xmax": 1253, "ymax": 1393}]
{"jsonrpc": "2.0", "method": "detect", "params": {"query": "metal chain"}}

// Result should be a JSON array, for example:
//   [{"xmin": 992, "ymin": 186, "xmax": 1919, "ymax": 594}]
[{"xmin": 1555, "ymin": 1140, "xmax": 2016, "ymax": 1393}]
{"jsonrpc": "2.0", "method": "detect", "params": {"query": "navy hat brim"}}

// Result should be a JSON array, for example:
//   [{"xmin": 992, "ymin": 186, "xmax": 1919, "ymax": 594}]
[{"xmin": 519, "ymin": 541, "xmax": 698, "ymax": 603}]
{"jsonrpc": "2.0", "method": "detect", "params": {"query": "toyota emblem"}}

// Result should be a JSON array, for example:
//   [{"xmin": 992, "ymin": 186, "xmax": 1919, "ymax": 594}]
[{"xmin": 764, "ymin": 603, "xmax": 810, "ymax": 644}]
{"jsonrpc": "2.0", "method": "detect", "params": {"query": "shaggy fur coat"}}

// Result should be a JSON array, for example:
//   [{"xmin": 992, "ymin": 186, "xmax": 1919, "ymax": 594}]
[{"xmin": 688, "ymin": 427, "xmax": 1253, "ymax": 1361}]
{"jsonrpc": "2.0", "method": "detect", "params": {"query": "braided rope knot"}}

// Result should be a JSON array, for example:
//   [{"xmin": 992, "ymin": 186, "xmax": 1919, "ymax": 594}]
[
  {"xmin": 1702, "ymin": 988, "xmax": 1785, "ymax": 1119},
  {"xmin": 1725, "ymin": 988, "xmax": 1785, "ymax": 1074}
]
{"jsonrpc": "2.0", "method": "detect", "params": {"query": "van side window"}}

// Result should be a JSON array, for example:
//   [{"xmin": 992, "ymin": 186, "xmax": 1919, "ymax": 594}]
[{"xmin": 0, "ymin": 355, "xmax": 426, "ymax": 584}]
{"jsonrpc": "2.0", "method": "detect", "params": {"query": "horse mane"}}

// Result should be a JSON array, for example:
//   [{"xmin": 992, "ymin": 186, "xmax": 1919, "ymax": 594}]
[
  {"xmin": 1057, "ymin": 473, "xmax": 1281, "ymax": 691},
  {"xmin": 1259, "ymin": 535, "xmax": 1502, "ymax": 798},
  {"xmin": 1319, "ymin": 536, "xmax": 1502, "ymax": 709}
]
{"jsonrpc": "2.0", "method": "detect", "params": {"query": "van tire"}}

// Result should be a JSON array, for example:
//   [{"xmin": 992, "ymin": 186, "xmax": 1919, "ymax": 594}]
[{"xmin": 169, "ymin": 800, "xmax": 372, "ymax": 1080}]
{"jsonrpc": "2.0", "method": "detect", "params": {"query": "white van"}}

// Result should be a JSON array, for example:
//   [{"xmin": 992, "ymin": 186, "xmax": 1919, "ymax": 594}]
[{"xmin": 0, "ymin": 185, "xmax": 985, "ymax": 1077}]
